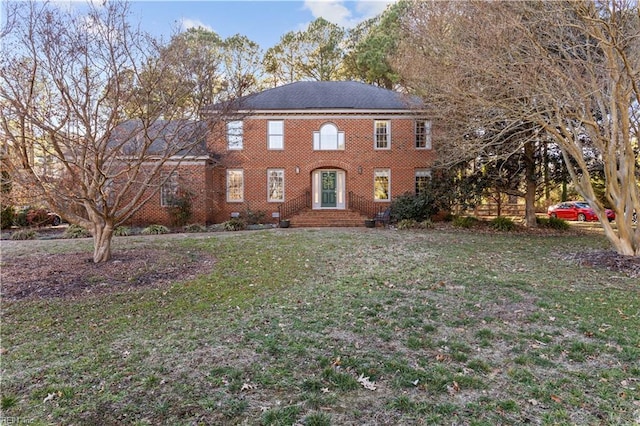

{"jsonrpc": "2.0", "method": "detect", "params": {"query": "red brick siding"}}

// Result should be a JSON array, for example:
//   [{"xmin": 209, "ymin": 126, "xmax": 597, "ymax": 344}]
[
  {"xmin": 208, "ymin": 114, "xmax": 436, "ymax": 223},
  {"xmin": 127, "ymin": 161, "xmax": 215, "ymax": 227}
]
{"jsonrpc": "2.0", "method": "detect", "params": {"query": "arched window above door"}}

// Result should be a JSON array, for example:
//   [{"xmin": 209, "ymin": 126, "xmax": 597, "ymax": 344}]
[{"xmin": 313, "ymin": 123, "xmax": 345, "ymax": 150}]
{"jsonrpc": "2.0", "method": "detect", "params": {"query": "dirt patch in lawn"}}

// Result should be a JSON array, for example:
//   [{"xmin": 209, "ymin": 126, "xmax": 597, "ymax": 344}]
[
  {"xmin": 563, "ymin": 250, "xmax": 640, "ymax": 278},
  {"xmin": 1, "ymin": 248, "xmax": 216, "ymax": 301}
]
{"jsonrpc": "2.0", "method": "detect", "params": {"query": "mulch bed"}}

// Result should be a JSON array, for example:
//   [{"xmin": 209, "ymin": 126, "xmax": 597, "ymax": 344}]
[
  {"xmin": 562, "ymin": 250, "xmax": 640, "ymax": 278},
  {"xmin": 1, "ymin": 249, "xmax": 216, "ymax": 301}
]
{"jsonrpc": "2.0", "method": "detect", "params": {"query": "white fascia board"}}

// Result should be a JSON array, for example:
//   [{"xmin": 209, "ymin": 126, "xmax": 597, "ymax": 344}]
[
  {"xmin": 233, "ymin": 110, "xmax": 429, "ymax": 120},
  {"xmin": 117, "ymin": 155, "xmax": 211, "ymax": 164}
]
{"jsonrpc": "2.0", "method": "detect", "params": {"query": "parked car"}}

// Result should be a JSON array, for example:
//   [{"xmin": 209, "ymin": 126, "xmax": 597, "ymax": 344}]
[
  {"xmin": 547, "ymin": 201, "xmax": 615, "ymax": 222},
  {"xmin": 15, "ymin": 207, "xmax": 62, "ymax": 227}
]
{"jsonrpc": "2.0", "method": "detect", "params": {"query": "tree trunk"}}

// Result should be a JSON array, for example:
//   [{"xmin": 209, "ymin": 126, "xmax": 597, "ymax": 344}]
[
  {"xmin": 92, "ymin": 224, "xmax": 114, "ymax": 263},
  {"xmin": 524, "ymin": 177, "xmax": 537, "ymax": 227},
  {"xmin": 542, "ymin": 142, "xmax": 550, "ymax": 202},
  {"xmin": 524, "ymin": 141, "xmax": 537, "ymax": 227}
]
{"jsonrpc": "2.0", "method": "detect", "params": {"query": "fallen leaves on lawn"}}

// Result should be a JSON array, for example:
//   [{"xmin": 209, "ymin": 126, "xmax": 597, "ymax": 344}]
[
  {"xmin": 447, "ymin": 381, "xmax": 460, "ymax": 395},
  {"xmin": 357, "ymin": 374, "xmax": 377, "ymax": 391},
  {"xmin": 43, "ymin": 391, "xmax": 61, "ymax": 403},
  {"xmin": 241, "ymin": 382, "xmax": 255, "ymax": 392}
]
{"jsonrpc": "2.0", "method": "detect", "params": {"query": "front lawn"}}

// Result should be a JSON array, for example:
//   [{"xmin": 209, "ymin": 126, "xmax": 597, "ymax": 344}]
[{"xmin": 1, "ymin": 228, "xmax": 639, "ymax": 425}]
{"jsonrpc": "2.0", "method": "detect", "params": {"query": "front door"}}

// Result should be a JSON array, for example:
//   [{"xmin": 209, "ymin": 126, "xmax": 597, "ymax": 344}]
[{"xmin": 321, "ymin": 171, "xmax": 337, "ymax": 207}]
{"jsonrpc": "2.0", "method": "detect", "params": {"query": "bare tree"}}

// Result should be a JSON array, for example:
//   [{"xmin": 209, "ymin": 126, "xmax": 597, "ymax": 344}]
[
  {"xmin": 0, "ymin": 0, "xmax": 222, "ymax": 262},
  {"xmin": 393, "ymin": 0, "xmax": 640, "ymax": 256}
]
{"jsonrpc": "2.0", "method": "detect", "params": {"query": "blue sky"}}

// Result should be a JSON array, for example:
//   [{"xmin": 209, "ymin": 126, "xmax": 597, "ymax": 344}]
[{"xmin": 124, "ymin": 0, "xmax": 396, "ymax": 49}]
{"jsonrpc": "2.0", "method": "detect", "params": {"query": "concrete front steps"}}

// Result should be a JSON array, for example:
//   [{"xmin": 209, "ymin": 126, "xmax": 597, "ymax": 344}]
[{"xmin": 285, "ymin": 208, "xmax": 371, "ymax": 227}]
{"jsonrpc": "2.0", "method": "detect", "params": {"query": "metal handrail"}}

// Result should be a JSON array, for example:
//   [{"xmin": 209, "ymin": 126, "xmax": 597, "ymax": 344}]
[
  {"xmin": 348, "ymin": 191, "xmax": 388, "ymax": 219},
  {"xmin": 278, "ymin": 191, "xmax": 311, "ymax": 220}
]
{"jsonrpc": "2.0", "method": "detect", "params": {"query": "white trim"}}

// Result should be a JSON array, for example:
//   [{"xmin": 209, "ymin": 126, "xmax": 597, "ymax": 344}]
[
  {"xmin": 312, "ymin": 169, "xmax": 346, "ymax": 210},
  {"xmin": 160, "ymin": 171, "xmax": 179, "ymax": 207},
  {"xmin": 159, "ymin": 159, "xmax": 211, "ymax": 166},
  {"xmin": 415, "ymin": 119, "xmax": 432, "ymax": 150},
  {"xmin": 226, "ymin": 169, "xmax": 244, "ymax": 202},
  {"xmin": 227, "ymin": 120, "xmax": 243, "ymax": 150},
  {"xmin": 267, "ymin": 168, "xmax": 285, "ymax": 202},
  {"xmin": 374, "ymin": 120, "xmax": 391, "ymax": 150},
  {"xmin": 374, "ymin": 168, "xmax": 391, "ymax": 201},
  {"xmin": 267, "ymin": 120, "xmax": 284, "ymax": 150},
  {"xmin": 313, "ymin": 122, "xmax": 345, "ymax": 150},
  {"xmin": 116, "ymin": 156, "xmax": 211, "ymax": 164},
  {"xmin": 215, "ymin": 109, "xmax": 423, "ymax": 116}
]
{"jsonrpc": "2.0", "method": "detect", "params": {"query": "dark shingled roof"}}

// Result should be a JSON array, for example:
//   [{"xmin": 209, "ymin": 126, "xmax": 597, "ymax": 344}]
[
  {"xmin": 223, "ymin": 81, "xmax": 422, "ymax": 111},
  {"xmin": 111, "ymin": 119, "xmax": 208, "ymax": 156}
]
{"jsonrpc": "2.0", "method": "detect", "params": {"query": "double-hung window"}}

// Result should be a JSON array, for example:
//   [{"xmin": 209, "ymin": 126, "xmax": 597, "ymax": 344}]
[
  {"xmin": 267, "ymin": 169, "xmax": 284, "ymax": 202},
  {"xmin": 268, "ymin": 120, "xmax": 284, "ymax": 150},
  {"xmin": 415, "ymin": 169, "xmax": 432, "ymax": 195},
  {"xmin": 415, "ymin": 120, "xmax": 432, "ymax": 149},
  {"xmin": 374, "ymin": 169, "xmax": 390, "ymax": 201},
  {"xmin": 227, "ymin": 121, "xmax": 243, "ymax": 150},
  {"xmin": 160, "ymin": 172, "xmax": 179, "ymax": 207},
  {"xmin": 374, "ymin": 120, "xmax": 390, "ymax": 149},
  {"xmin": 226, "ymin": 169, "xmax": 244, "ymax": 202}
]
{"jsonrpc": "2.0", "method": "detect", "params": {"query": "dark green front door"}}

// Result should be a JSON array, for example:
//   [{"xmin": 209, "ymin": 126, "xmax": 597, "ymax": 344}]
[{"xmin": 321, "ymin": 171, "xmax": 337, "ymax": 207}]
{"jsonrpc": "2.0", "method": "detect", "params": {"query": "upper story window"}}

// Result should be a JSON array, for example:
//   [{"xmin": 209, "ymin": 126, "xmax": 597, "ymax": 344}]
[
  {"xmin": 268, "ymin": 120, "xmax": 284, "ymax": 150},
  {"xmin": 374, "ymin": 120, "xmax": 390, "ymax": 149},
  {"xmin": 267, "ymin": 169, "xmax": 284, "ymax": 202},
  {"xmin": 313, "ymin": 123, "xmax": 345, "ymax": 150},
  {"xmin": 227, "ymin": 120, "xmax": 243, "ymax": 150},
  {"xmin": 415, "ymin": 120, "xmax": 432, "ymax": 149},
  {"xmin": 226, "ymin": 169, "xmax": 244, "ymax": 202},
  {"xmin": 160, "ymin": 171, "xmax": 179, "ymax": 207}
]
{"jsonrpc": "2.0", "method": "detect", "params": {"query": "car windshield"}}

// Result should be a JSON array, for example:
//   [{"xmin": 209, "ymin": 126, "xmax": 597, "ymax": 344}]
[{"xmin": 575, "ymin": 202, "xmax": 590, "ymax": 208}]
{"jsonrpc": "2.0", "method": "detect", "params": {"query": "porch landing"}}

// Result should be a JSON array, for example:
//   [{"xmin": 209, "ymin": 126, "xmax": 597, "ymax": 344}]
[{"xmin": 284, "ymin": 208, "xmax": 371, "ymax": 227}]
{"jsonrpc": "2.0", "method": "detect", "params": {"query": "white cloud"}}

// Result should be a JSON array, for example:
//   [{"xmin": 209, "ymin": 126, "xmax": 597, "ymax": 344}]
[
  {"xmin": 178, "ymin": 18, "xmax": 214, "ymax": 32},
  {"xmin": 303, "ymin": 0, "xmax": 397, "ymax": 28},
  {"xmin": 304, "ymin": 0, "xmax": 355, "ymax": 27},
  {"xmin": 355, "ymin": 1, "xmax": 397, "ymax": 18}
]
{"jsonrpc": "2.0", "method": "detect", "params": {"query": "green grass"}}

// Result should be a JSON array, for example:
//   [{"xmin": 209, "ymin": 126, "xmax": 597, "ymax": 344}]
[{"xmin": 1, "ymin": 228, "xmax": 639, "ymax": 425}]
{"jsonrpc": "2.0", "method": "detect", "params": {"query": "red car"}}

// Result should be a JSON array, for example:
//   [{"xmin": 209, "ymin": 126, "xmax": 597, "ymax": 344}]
[{"xmin": 547, "ymin": 201, "xmax": 615, "ymax": 222}]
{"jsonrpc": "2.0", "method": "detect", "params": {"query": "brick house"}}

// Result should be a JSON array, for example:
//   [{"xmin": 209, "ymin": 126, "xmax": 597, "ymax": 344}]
[
  {"xmin": 206, "ymin": 80, "xmax": 434, "ymax": 227},
  {"xmin": 129, "ymin": 81, "xmax": 435, "ymax": 227},
  {"xmin": 117, "ymin": 119, "xmax": 215, "ymax": 226}
]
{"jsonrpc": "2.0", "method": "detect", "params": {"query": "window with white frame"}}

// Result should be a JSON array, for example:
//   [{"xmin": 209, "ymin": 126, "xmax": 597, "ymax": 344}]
[
  {"xmin": 267, "ymin": 169, "xmax": 284, "ymax": 202},
  {"xmin": 227, "ymin": 120, "xmax": 243, "ymax": 150},
  {"xmin": 415, "ymin": 120, "xmax": 432, "ymax": 149},
  {"xmin": 374, "ymin": 120, "xmax": 390, "ymax": 149},
  {"xmin": 415, "ymin": 169, "xmax": 432, "ymax": 195},
  {"xmin": 160, "ymin": 172, "xmax": 179, "ymax": 207},
  {"xmin": 226, "ymin": 169, "xmax": 244, "ymax": 202},
  {"xmin": 313, "ymin": 123, "xmax": 345, "ymax": 150},
  {"xmin": 268, "ymin": 120, "xmax": 284, "ymax": 149},
  {"xmin": 374, "ymin": 169, "xmax": 390, "ymax": 201}
]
